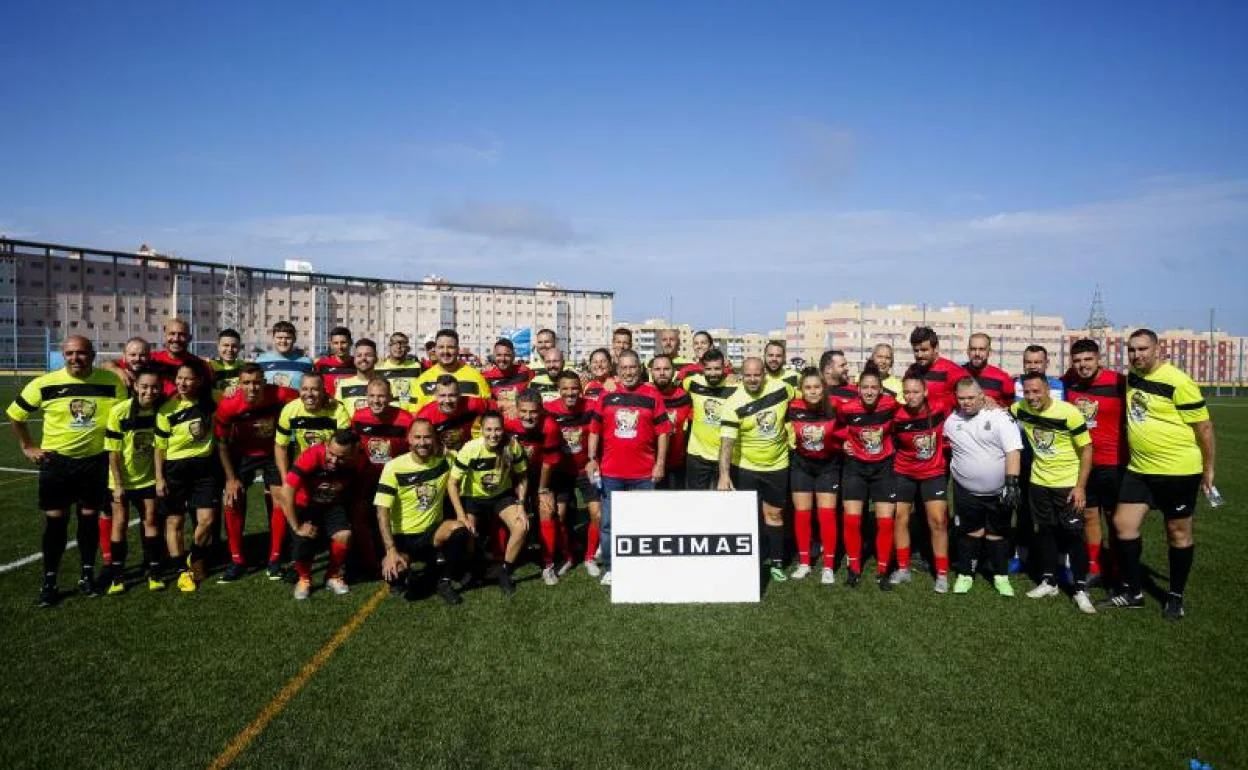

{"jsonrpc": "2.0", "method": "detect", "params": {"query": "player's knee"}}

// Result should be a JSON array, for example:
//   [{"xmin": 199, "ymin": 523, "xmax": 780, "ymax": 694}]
[
  {"xmin": 332, "ymin": 531, "xmax": 351, "ymax": 545},
  {"xmin": 1165, "ymin": 518, "xmax": 1193, "ymax": 547}
]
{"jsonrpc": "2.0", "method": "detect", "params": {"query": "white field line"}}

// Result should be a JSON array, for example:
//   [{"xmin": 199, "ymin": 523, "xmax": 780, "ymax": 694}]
[
  {"xmin": 0, "ymin": 419, "xmax": 43, "ymax": 426},
  {"xmin": 0, "ymin": 466, "xmax": 39, "ymax": 474},
  {"xmin": 0, "ymin": 517, "xmax": 140, "ymax": 575}
]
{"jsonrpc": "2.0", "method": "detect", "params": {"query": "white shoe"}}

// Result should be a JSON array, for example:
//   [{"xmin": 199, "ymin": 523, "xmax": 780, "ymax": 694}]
[
  {"xmin": 556, "ymin": 559, "xmax": 574, "ymax": 578},
  {"xmin": 1026, "ymin": 581, "xmax": 1061, "ymax": 599},
  {"xmin": 791, "ymin": 564, "xmax": 812, "ymax": 580},
  {"xmin": 889, "ymin": 568, "xmax": 912, "ymax": 586},
  {"xmin": 933, "ymin": 575, "xmax": 949, "ymax": 594},
  {"xmin": 584, "ymin": 560, "xmax": 602, "ymax": 578},
  {"xmin": 593, "ymin": 546, "xmax": 602, "ymax": 563},
  {"xmin": 542, "ymin": 566, "xmax": 558, "ymax": 586},
  {"xmin": 600, "ymin": 571, "xmax": 612, "ymax": 587},
  {"xmin": 821, "ymin": 567, "xmax": 836, "ymax": 585},
  {"xmin": 1073, "ymin": 590, "xmax": 1097, "ymax": 615}
]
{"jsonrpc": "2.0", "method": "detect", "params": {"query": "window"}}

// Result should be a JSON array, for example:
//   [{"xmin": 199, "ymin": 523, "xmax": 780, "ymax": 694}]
[
  {"xmin": 53, "ymin": 264, "xmax": 62, "ymax": 271},
  {"xmin": 70, "ymin": 265, "xmax": 78, "ymax": 273},
  {"xmin": 102, "ymin": 304, "xmax": 110, "ymax": 312}
]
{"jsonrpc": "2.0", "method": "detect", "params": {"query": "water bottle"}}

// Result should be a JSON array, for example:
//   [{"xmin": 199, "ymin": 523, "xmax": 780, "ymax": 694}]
[
  {"xmin": 1205, "ymin": 486, "xmax": 1224, "ymax": 509},
  {"xmin": 589, "ymin": 468, "xmax": 602, "ymax": 489}
]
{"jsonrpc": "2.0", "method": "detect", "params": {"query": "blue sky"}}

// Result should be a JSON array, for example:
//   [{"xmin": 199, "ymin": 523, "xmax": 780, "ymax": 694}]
[{"xmin": 2, "ymin": 1, "xmax": 1246, "ymax": 333}]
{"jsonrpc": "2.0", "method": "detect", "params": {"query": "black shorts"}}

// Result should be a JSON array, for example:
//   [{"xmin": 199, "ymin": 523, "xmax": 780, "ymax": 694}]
[
  {"xmin": 295, "ymin": 504, "xmax": 352, "ymax": 537},
  {"xmin": 684, "ymin": 455, "xmax": 719, "ymax": 491},
  {"xmin": 1028, "ymin": 484, "xmax": 1084, "ymax": 532},
  {"xmin": 550, "ymin": 474, "xmax": 600, "ymax": 505},
  {"xmin": 894, "ymin": 474, "xmax": 948, "ymax": 504},
  {"xmin": 393, "ymin": 529, "xmax": 438, "ymax": 559},
  {"xmin": 39, "ymin": 452, "xmax": 109, "ymax": 512},
  {"xmin": 789, "ymin": 453, "xmax": 841, "ymax": 495},
  {"xmin": 1085, "ymin": 464, "xmax": 1123, "ymax": 512},
  {"xmin": 952, "ymin": 481, "xmax": 1011, "ymax": 536},
  {"xmin": 114, "ymin": 486, "xmax": 157, "ymax": 517},
  {"xmin": 1118, "ymin": 470, "xmax": 1200, "ymax": 520},
  {"xmin": 235, "ymin": 455, "xmax": 282, "ymax": 488},
  {"xmin": 841, "ymin": 457, "xmax": 897, "ymax": 504},
  {"xmin": 461, "ymin": 494, "xmax": 521, "ymax": 520},
  {"xmin": 732, "ymin": 467, "xmax": 788, "ymax": 508},
  {"xmin": 659, "ymin": 465, "xmax": 686, "ymax": 491},
  {"xmin": 162, "ymin": 455, "xmax": 221, "ymax": 515}
]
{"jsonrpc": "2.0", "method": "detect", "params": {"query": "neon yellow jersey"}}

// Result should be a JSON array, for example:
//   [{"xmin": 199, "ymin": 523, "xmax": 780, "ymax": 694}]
[
  {"xmin": 275, "ymin": 398, "xmax": 352, "ymax": 456},
  {"xmin": 374, "ymin": 452, "xmax": 452, "ymax": 535},
  {"xmin": 210, "ymin": 359, "xmax": 245, "ymax": 402},
  {"xmin": 1010, "ymin": 399, "xmax": 1090, "ymax": 488},
  {"xmin": 881, "ymin": 375, "xmax": 904, "ymax": 398},
  {"xmin": 685, "ymin": 374, "xmax": 740, "ymax": 463},
  {"xmin": 104, "ymin": 399, "xmax": 157, "ymax": 490},
  {"xmin": 528, "ymin": 373, "xmax": 561, "ymax": 403},
  {"xmin": 450, "ymin": 437, "xmax": 527, "ymax": 499},
  {"xmin": 413, "ymin": 363, "xmax": 490, "ymax": 409},
  {"xmin": 154, "ymin": 397, "xmax": 215, "ymax": 461},
  {"xmin": 767, "ymin": 370, "xmax": 799, "ymax": 392},
  {"xmin": 1126, "ymin": 364, "xmax": 1209, "ymax": 476},
  {"xmin": 720, "ymin": 378, "xmax": 791, "ymax": 472},
  {"xmin": 6, "ymin": 368, "xmax": 127, "ymax": 458},
  {"xmin": 375, "ymin": 359, "xmax": 423, "ymax": 406}
]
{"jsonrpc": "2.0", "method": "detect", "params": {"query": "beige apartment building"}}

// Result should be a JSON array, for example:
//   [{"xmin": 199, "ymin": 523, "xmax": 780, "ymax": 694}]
[
  {"xmin": 1066, "ymin": 327, "xmax": 1248, "ymax": 385},
  {"xmin": 0, "ymin": 239, "xmax": 613, "ymax": 367},
  {"xmin": 786, "ymin": 301, "xmax": 1067, "ymax": 376}
]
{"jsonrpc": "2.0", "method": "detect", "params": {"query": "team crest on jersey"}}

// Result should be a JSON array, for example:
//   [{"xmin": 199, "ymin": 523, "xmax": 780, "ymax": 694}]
[
  {"xmin": 311, "ymin": 481, "xmax": 342, "ymax": 504},
  {"xmin": 273, "ymin": 373, "xmax": 292, "ymax": 388},
  {"xmin": 1032, "ymin": 428, "xmax": 1056, "ymax": 455},
  {"xmin": 254, "ymin": 418, "xmax": 276, "ymax": 439},
  {"xmin": 68, "ymin": 398, "xmax": 98, "ymax": 427},
  {"xmin": 667, "ymin": 409, "xmax": 678, "ymax": 428},
  {"xmin": 914, "ymin": 432, "xmax": 936, "ymax": 460},
  {"xmin": 353, "ymin": 398, "xmax": 367, "ymax": 411},
  {"xmin": 188, "ymin": 418, "xmax": 209, "ymax": 442},
  {"xmin": 223, "ymin": 383, "xmax": 239, "ymax": 399},
  {"xmin": 562, "ymin": 427, "xmax": 584, "ymax": 454},
  {"xmin": 481, "ymin": 471, "xmax": 501, "ymax": 493},
  {"xmin": 367, "ymin": 438, "xmax": 391, "ymax": 465},
  {"xmin": 703, "ymin": 399, "xmax": 722, "ymax": 425},
  {"xmin": 1074, "ymin": 398, "xmax": 1099, "ymax": 428},
  {"xmin": 416, "ymin": 483, "xmax": 437, "ymax": 510},
  {"xmin": 860, "ymin": 428, "xmax": 884, "ymax": 455},
  {"xmin": 614, "ymin": 408, "xmax": 639, "ymax": 439},
  {"xmin": 800, "ymin": 424, "xmax": 824, "ymax": 452},
  {"xmin": 1129, "ymin": 390, "xmax": 1149, "ymax": 423},
  {"xmin": 303, "ymin": 431, "xmax": 325, "ymax": 448},
  {"xmin": 393, "ymin": 378, "xmax": 411, "ymax": 400},
  {"xmin": 755, "ymin": 410, "xmax": 778, "ymax": 437},
  {"xmin": 439, "ymin": 426, "xmax": 465, "ymax": 451},
  {"xmin": 133, "ymin": 431, "xmax": 154, "ymax": 459}
]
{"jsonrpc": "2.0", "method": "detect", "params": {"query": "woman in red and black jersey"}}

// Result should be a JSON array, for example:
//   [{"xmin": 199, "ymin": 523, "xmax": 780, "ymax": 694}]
[
  {"xmin": 834, "ymin": 364, "xmax": 900, "ymax": 590},
  {"xmin": 890, "ymin": 369, "xmax": 954, "ymax": 592},
  {"xmin": 787, "ymin": 368, "xmax": 841, "ymax": 585},
  {"xmin": 582, "ymin": 348, "xmax": 617, "ymax": 405}
]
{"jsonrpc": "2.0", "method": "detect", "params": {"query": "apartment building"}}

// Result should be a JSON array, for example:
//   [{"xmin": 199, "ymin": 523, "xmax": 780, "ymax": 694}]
[{"xmin": 1067, "ymin": 327, "xmax": 1248, "ymax": 385}]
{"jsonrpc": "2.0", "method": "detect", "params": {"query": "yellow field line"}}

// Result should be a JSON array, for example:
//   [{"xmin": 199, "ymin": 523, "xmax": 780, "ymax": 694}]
[{"xmin": 206, "ymin": 585, "xmax": 389, "ymax": 770}]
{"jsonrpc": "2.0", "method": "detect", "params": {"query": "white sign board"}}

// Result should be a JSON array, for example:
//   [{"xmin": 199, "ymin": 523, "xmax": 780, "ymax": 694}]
[{"xmin": 610, "ymin": 490, "xmax": 760, "ymax": 604}]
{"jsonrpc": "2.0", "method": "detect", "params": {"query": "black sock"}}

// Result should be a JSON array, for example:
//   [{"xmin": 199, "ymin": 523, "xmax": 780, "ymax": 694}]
[
  {"xmin": 42, "ymin": 516, "xmax": 70, "ymax": 583},
  {"xmin": 1035, "ymin": 526, "xmax": 1058, "ymax": 582},
  {"xmin": 111, "ymin": 539, "xmax": 128, "ymax": 574},
  {"xmin": 1119, "ymin": 537, "xmax": 1143, "ymax": 595},
  {"xmin": 190, "ymin": 543, "xmax": 207, "ymax": 567},
  {"xmin": 986, "ymin": 538, "xmax": 1010, "ymax": 577},
  {"xmin": 766, "ymin": 523, "xmax": 785, "ymax": 566},
  {"xmin": 76, "ymin": 513, "xmax": 99, "ymax": 572},
  {"xmin": 1168, "ymin": 545, "xmax": 1194, "ymax": 598},
  {"xmin": 142, "ymin": 536, "xmax": 163, "ymax": 575},
  {"xmin": 1060, "ymin": 528, "xmax": 1090, "ymax": 587},
  {"xmin": 502, "ymin": 561, "xmax": 515, "ymax": 575},
  {"xmin": 956, "ymin": 535, "xmax": 981, "ymax": 575},
  {"xmin": 441, "ymin": 528, "xmax": 468, "ymax": 580}
]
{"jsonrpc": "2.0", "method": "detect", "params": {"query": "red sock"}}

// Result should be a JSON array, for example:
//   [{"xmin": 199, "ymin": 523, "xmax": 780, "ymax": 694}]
[
  {"xmin": 494, "ymin": 520, "xmax": 508, "ymax": 563},
  {"xmin": 268, "ymin": 507, "xmax": 287, "ymax": 563},
  {"xmin": 935, "ymin": 554, "xmax": 950, "ymax": 577},
  {"xmin": 584, "ymin": 522, "xmax": 600, "ymax": 562},
  {"xmin": 327, "ymin": 540, "xmax": 349, "ymax": 579},
  {"xmin": 843, "ymin": 515, "xmax": 862, "ymax": 573},
  {"xmin": 225, "ymin": 504, "xmax": 246, "ymax": 565},
  {"xmin": 897, "ymin": 546, "xmax": 911, "ymax": 572},
  {"xmin": 99, "ymin": 516, "xmax": 113, "ymax": 564},
  {"xmin": 539, "ymin": 519, "xmax": 557, "ymax": 567},
  {"xmin": 817, "ymin": 507, "xmax": 838, "ymax": 568},
  {"xmin": 294, "ymin": 560, "xmax": 312, "ymax": 582},
  {"xmin": 794, "ymin": 508, "xmax": 813, "ymax": 566},
  {"xmin": 1087, "ymin": 542, "xmax": 1102, "ymax": 575},
  {"xmin": 875, "ymin": 517, "xmax": 895, "ymax": 575}
]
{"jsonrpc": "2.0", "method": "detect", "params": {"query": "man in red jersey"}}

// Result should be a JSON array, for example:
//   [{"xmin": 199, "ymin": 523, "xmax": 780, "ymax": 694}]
[
  {"xmin": 350, "ymin": 377, "xmax": 414, "ymax": 575},
  {"xmin": 415, "ymin": 375, "xmax": 489, "ymax": 454},
  {"xmin": 1063, "ymin": 338, "xmax": 1127, "ymax": 585},
  {"xmin": 281, "ymin": 430, "xmax": 368, "ymax": 599},
  {"xmin": 649, "ymin": 354, "xmax": 693, "ymax": 489},
  {"xmin": 586, "ymin": 350, "xmax": 670, "ymax": 587},
  {"xmin": 909, "ymin": 326, "xmax": 970, "ymax": 403},
  {"xmin": 107, "ymin": 318, "xmax": 214, "ymax": 400},
  {"xmin": 504, "ymin": 389, "xmax": 561, "ymax": 584},
  {"xmin": 314, "ymin": 326, "xmax": 356, "ymax": 396},
  {"xmin": 544, "ymin": 371, "xmax": 602, "ymax": 578},
  {"xmin": 482, "ymin": 338, "xmax": 534, "ymax": 420},
  {"xmin": 214, "ymin": 363, "xmax": 299, "ymax": 582},
  {"xmin": 963, "ymin": 333, "xmax": 1016, "ymax": 407}
]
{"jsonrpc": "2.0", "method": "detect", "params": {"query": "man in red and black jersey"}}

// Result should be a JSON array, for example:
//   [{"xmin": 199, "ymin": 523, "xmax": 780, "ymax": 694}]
[
  {"xmin": 890, "ymin": 371, "xmax": 955, "ymax": 591},
  {"xmin": 819, "ymin": 349, "xmax": 857, "ymax": 455},
  {"xmin": 108, "ymin": 318, "xmax": 215, "ymax": 401},
  {"xmin": 1063, "ymin": 338, "xmax": 1127, "ymax": 584},
  {"xmin": 314, "ymin": 326, "xmax": 356, "ymax": 396},
  {"xmin": 214, "ymin": 363, "xmax": 299, "ymax": 581},
  {"xmin": 481, "ymin": 338, "xmax": 534, "ymax": 420},
  {"xmin": 351, "ymin": 377, "xmax": 414, "ymax": 575},
  {"xmin": 503, "ymin": 389, "xmax": 562, "ymax": 584},
  {"xmin": 544, "ymin": 371, "xmax": 602, "ymax": 577},
  {"xmin": 281, "ymin": 430, "xmax": 368, "ymax": 599},
  {"xmin": 964, "ymin": 333, "xmax": 1016, "ymax": 407},
  {"xmin": 787, "ymin": 367, "xmax": 842, "ymax": 584},
  {"xmin": 909, "ymin": 326, "xmax": 970, "ymax": 404},
  {"xmin": 650, "ymin": 355, "xmax": 693, "ymax": 490},
  {"xmin": 415, "ymin": 375, "xmax": 489, "ymax": 455}
]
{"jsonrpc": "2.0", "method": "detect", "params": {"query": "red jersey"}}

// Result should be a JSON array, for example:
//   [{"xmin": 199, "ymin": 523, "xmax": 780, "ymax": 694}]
[
  {"xmin": 314, "ymin": 355, "xmax": 356, "ymax": 396},
  {"xmin": 214, "ymin": 385, "xmax": 298, "ymax": 458},
  {"xmin": 917, "ymin": 357, "xmax": 970, "ymax": 403},
  {"xmin": 825, "ymin": 383, "xmax": 859, "ymax": 453},
  {"xmin": 545, "ymin": 398, "xmax": 594, "ymax": 477},
  {"xmin": 836, "ymin": 393, "xmax": 899, "ymax": 462},
  {"xmin": 892, "ymin": 398, "xmax": 952, "ymax": 479},
  {"xmin": 415, "ymin": 397, "xmax": 488, "ymax": 454},
  {"xmin": 583, "ymin": 378, "xmax": 616, "ymax": 405},
  {"xmin": 963, "ymin": 362, "xmax": 1015, "ymax": 407},
  {"xmin": 1062, "ymin": 368, "xmax": 1127, "ymax": 467},
  {"xmin": 482, "ymin": 364, "xmax": 534, "ymax": 419},
  {"xmin": 504, "ymin": 415, "xmax": 560, "ymax": 474},
  {"xmin": 787, "ymin": 399, "xmax": 839, "ymax": 461},
  {"xmin": 286, "ymin": 442, "xmax": 367, "ymax": 509},
  {"xmin": 656, "ymin": 387, "xmax": 693, "ymax": 469},
  {"xmin": 351, "ymin": 406, "xmax": 414, "ymax": 469},
  {"xmin": 590, "ymin": 383, "xmax": 672, "ymax": 480},
  {"xmin": 127, "ymin": 350, "xmax": 214, "ymax": 400}
]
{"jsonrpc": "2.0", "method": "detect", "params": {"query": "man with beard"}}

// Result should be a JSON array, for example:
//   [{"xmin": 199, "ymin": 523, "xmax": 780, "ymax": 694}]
[
  {"xmin": 333, "ymin": 338, "xmax": 382, "ymax": 413},
  {"xmin": 482, "ymin": 337, "xmax": 534, "ymax": 420},
  {"xmin": 106, "ymin": 317, "xmax": 213, "ymax": 400},
  {"xmin": 651, "ymin": 329, "xmax": 699, "ymax": 383},
  {"xmin": 528, "ymin": 346, "xmax": 567, "ymax": 404},
  {"xmin": 963, "ymin": 333, "xmax": 1015, "ymax": 407},
  {"xmin": 909, "ymin": 326, "xmax": 969, "ymax": 404},
  {"xmin": 375, "ymin": 332, "xmax": 423, "ymax": 409},
  {"xmin": 314, "ymin": 326, "xmax": 356, "ymax": 396},
  {"xmin": 763, "ymin": 340, "xmax": 799, "ymax": 390},
  {"xmin": 412, "ymin": 328, "xmax": 489, "ymax": 409},
  {"xmin": 274, "ymin": 373, "xmax": 352, "ymax": 481},
  {"xmin": 415, "ymin": 375, "xmax": 489, "ymax": 456},
  {"xmin": 649, "ymin": 354, "xmax": 693, "ymax": 489},
  {"xmin": 683, "ymin": 348, "xmax": 739, "ymax": 491}
]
